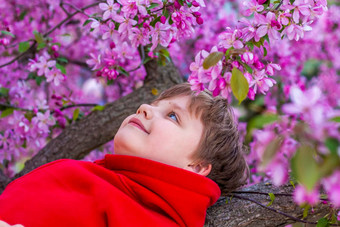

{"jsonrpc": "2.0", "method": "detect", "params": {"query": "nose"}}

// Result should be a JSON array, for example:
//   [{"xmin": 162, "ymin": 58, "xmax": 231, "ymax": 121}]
[{"xmin": 136, "ymin": 104, "xmax": 153, "ymax": 119}]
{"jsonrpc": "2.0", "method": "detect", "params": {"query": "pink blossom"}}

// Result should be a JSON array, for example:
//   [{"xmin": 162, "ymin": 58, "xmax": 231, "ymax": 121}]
[
  {"xmin": 118, "ymin": 0, "xmax": 148, "ymax": 17},
  {"xmin": 294, "ymin": 185, "xmax": 319, "ymax": 206},
  {"xmin": 34, "ymin": 55, "xmax": 56, "ymax": 76},
  {"xmin": 150, "ymin": 22, "xmax": 172, "ymax": 52},
  {"xmin": 254, "ymin": 12, "xmax": 281, "ymax": 42},
  {"xmin": 322, "ymin": 171, "xmax": 340, "ymax": 208},
  {"xmin": 86, "ymin": 53, "xmax": 102, "ymax": 70},
  {"xmin": 291, "ymin": 0, "xmax": 311, "ymax": 24},
  {"xmin": 117, "ymin": 16, "xmax": 137, "ymax": 39},
  {"xmin": 218, "ymin": 28, "xmax": 244, "ymax": 49},
  {"xmin": 33, "ymin": 111, "xmax": 56, "ymax": 134},
  {"xmin": 242, "ymin": 0, "xmax": 265, "ymax": 16},
  {"xmin": 266, "ymin": 63, "xmax": 281, "ymax": 76},
  {"xmin": 102, "ymin": 21, "xmax": 117, "ymax": 40},
  {"xmin": 99, "ymin": 0, "xmax": 120, "ymax": 20},
  {"xmin": 282, "ymin": 85, "xmax": 321, "ymax": 115},
  {"xmin": 278, "ymin": 11, "xmax": 291, "ymax": 26},
  {"xmin": 45, "ymin": 68, "xmax": 64, "ymax": 86},
  {"xmin": 239, "ymin": 18, "xmax": 256, "ymax": 42},
  {"xmin": 249, "ymin": 69, "xmax": 276, "ymax": 94},
  {"xmin": 283, "ymin": 24, "xmax": 305, "ymax": 41},
  {"xmin": 241, "ymin": 52, "xmax": 255, "ymax": 64},
  {"xmin": 268, "ymin": 159, "xmax": 289, "ymax": 186},
  {"xmin": 129, "ymin": 27, "xmax": 149, "ymax": 48},
  {"xmin": 0, "ymin": 129, "xmax": 12, "ymax": 150}
]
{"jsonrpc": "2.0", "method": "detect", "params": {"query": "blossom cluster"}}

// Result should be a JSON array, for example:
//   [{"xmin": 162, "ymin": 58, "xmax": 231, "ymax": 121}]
[
  {"xmin": 86, "ymin": 0, "xmax": 207, "ymax": 80},
  {"xmin": 188, "ymin": 0, "xmax": 327, "ymax": 102}
]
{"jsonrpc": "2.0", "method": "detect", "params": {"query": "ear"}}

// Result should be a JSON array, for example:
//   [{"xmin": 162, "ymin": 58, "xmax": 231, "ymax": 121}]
[{"xmin": 187, "ymin": 163, "xmax": 212, "ymax": 176}]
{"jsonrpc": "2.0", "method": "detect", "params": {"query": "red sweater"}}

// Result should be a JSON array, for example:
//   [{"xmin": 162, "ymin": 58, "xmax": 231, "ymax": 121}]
[{"xmin": 0, "ymin": 155, "xmax": 220, "ymax": 227}]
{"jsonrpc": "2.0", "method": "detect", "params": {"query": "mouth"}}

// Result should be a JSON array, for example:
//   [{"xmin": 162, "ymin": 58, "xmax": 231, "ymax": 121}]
[{"xmin": 128, "ymin": 117, "xmax": 149, "ymax": 134}]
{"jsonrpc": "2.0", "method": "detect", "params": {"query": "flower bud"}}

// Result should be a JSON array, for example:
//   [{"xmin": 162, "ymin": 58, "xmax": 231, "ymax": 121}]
[
  {"xmin": 110, "ymin": 42, "xmax": 116, "ymax": 49},
  {"xmin": 192, "ymin": 1, "xmax": 200, "ymax": 7},
  {"xmin": 174, "ymin": 1, "xmax": 181, "ymax": 9},
  {"xmin": 196, "ymin": 16, "xmax": 203, "ymax": 25},
  {"xmin": 193, "ymin": 12, "xmax": 201, "ymax": 17},
  {"xmin": 51, "ymin": 45, "xmax": 59, "ymax": 52},
  {"xmin": 160, "ymin": 15, "xmax": 166, "ymax": 24}
]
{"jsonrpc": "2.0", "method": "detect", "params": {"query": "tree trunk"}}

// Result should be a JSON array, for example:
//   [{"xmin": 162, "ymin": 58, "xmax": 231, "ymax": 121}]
[{"xmin": 0, "ymin": 59, "xmax": 329, "ymax": 226}]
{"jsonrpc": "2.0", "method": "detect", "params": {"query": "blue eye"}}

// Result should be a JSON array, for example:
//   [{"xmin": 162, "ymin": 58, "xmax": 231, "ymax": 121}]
[{"xmin": 168, "ymin": 112, "xmax": 178, "ymax": 122}]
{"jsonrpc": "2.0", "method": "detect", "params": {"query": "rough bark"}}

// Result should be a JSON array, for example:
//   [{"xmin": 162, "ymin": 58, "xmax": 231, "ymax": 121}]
[
  {"xmin": 0, "ymin": 59, "xmax": 331, "ymax": 226},
  {"xmin": 205, "ymin": 183, "xmax": 330, "ymax": 227}
]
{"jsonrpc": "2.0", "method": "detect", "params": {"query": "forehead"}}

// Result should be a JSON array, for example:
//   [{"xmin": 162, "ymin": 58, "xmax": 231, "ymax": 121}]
[{"xmin": 153, "ymin": 95, "xmax": 203, "ymax": 118}]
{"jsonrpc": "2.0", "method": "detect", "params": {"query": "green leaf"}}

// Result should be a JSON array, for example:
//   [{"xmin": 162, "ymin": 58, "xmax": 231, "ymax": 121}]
[
  {"xmin": 330, "ymin": 116, "xmax": 340, "ymax": 122},
  {"xmin": 290, "ymin": 180, "xmax": 295, "ymax": 189},
  {"xmin": 36, "ymin": 76, "xmax": 45, "ymax": 85},
  {"xmin": 325, "ymin": 137, "xmax": 339, "ymax": 155},
  {"xmin": 56, "ymin": 63, "xmax": 66, "ymax": 74},
  {"xmin": 37, "ymin": 42, "xmax": 46, "ymax": 50},
  {"xmin": 0, "ymin": 87, "xmax": 9, "ymax": 97},
  {"xmin": 177, "ymin": 0, "xmax": 184, "ymax": 5},
  {"xmin": 1, "ymin": 30, "xmax": 15, "ymax": 38},
  {"xmin": 316, "ymin": 218, "xmax": 330, "ymax": 227},
  {"xmin": 267, "ymin": 193, "xmax": 275, "ymax": 206},
  {"xmin": 33, "ymin": 30, "xmax": 44, "ymax": 44},
  {"xmin": 261, "ymin": 136, "xmax": 283, "ymax": 168},
  {"xmin": 150, "ymin": 16, "xmax": 161, "ymax": 27},
  {"xmin": 118, "ymin": 66, "xmax": 129, "ymax": 77},
  {"xmin": 202, "ymin": 52, "xmax": 224, "ymax": 69},
  {"xmin": 73, "ymin": 108, "xmax": 80, "ymax": 121},
  {"xmin": 302, "ymin": 204, "xmax": 310, "ymax": 218},
  {"xmin": 225, "ymin": 47, "xmax": 234, "ymax": 59},
  {"xmin": 148, "ymin": 3, "xmax": 159, "ymax": 9},
  {"xmin": 231, "ymin": 68, "xmax": 249, "ymax": 104},
  {"xmin": 82, "ymin": 19, "xmax": 92, "ymax": 26},
  {"xmin": 91, "ymin": 105, "xmax": 105, "ymax": 111},
  {"xmin": 1, "ymin": 108, "xmax": 14, "ymax": 118},
  {"xmin": 249, "ymin": 114, "xmax": 279, "ymax": 129},
  {"xmin": 243, "ymin": 64, "xmax": 253, "ymax": 74},
  {"xmin": 291, "ymin": 145, "xmax": 320, "ymax": 191},
  {"xmin": 263, "ymin": 47, "xmax": 267, "ymax": 57},
  {"xmin": 319, "ymin": 153, "xmax": 340, "ymax": 178},
  {"xmin": 18, "ymin": 41, "xmax": 30, "ymax": 53},
  {"xmin": 263, "ymin": 34, "xmax": 270, "ymax": 44},
  {"xmin": 57, "ymin": 57, "xmax": 68, "ymax": 64},
  {"xmin": 19, "ymin": 10, "xmax": 28, "ymax": 21},
  {"xmin": 246, "ymin": 42, "xmax": 254, "ymax": 51},
  {"xmin": 52, "ymin": 42, "xmax": 61, "ymax": 47},
  {"xmin": 142, "ymin": 57, "xmax": 152, "ymax": 64}
]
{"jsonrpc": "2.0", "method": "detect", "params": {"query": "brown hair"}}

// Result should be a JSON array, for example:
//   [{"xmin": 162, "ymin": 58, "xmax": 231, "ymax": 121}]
[{"xmin": 154, "ymin": 83, "xmax": 249, "ymax": 194}]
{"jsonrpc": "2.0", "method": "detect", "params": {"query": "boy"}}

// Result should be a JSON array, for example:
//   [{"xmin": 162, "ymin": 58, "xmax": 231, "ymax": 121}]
[{"xmin": 0, "ymin": 83, "xmax": 248, "ymax": 227}]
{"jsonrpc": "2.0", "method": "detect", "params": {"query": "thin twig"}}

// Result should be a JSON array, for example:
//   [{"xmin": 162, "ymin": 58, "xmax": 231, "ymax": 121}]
[
  {"xmin": 0, "ymin": 41, "xmax": 36, "ymax": 68},
  {"xmin": 61, "ymin": 2, "xmax": 92, "ymax": 17},
  {"xmin": 232, "ymin": 194, "xmax": 318, "ymax": 225},
  {"xmin": 0, "ymin": 103, "xmax": 98, "ymax": 113},
  {"xmin": 275, "ymin": 0, "xmax": 284, "ymax": 10},
  {"xmin": 59, "ymin": 103, "xmax": 98, "ymax": 111},
  {"xmin": 44, "ymin": 2, "xmax": 101, "ymax": 38},
  {"xmin": 232, "ymin": 190, "xmax": 329, "ymax": 201},
  {"xmin": 233, "ymin": 191, "xmax": 292, "ymax": 196},
  {"xmin": 59, "ymin": 2, "xmax": 72, "ymax": 16},
  {"xmin": 0, "ymin": 103, "xmax": 32, "ymax": 112}
]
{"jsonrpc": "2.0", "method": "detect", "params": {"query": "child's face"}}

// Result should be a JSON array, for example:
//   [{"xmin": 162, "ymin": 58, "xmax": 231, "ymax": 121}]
[{"xmin": 114, "ymin": 95, "xmax": 204, "ymax": 171}]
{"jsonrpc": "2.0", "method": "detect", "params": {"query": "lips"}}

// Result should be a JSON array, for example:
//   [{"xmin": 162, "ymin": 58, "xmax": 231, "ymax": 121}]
[{"xmin": 128, "ymin": 117, "xmax": 149, "ymax": 134}]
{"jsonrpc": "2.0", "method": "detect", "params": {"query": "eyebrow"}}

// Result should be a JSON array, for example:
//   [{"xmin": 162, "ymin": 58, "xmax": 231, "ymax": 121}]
[{"xmin": 168, "ymin": 101, "xmax": 190, "ymax": 122}]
